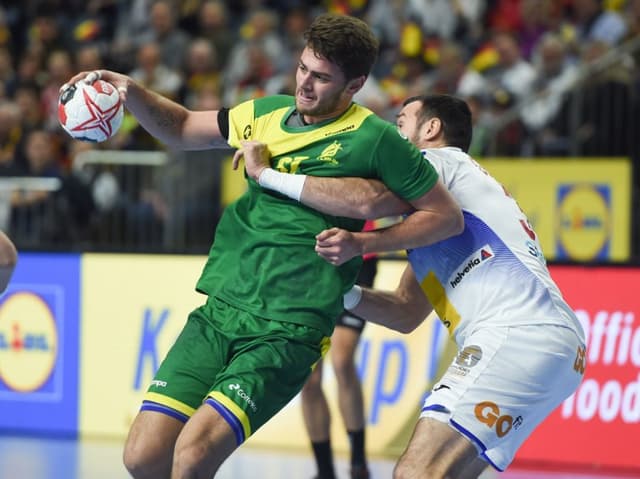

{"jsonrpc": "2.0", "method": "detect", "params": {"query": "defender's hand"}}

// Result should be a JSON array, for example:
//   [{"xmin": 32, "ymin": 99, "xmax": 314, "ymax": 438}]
[{"xmin": 315, "ymin": 227, "xmax": 364, "ymax": 266}]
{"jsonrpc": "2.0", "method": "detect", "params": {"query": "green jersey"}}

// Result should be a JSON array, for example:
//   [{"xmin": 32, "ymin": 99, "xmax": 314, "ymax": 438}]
[{"xmin": 196, "ymin": 95, "xmax": 438, "ymax": 336}]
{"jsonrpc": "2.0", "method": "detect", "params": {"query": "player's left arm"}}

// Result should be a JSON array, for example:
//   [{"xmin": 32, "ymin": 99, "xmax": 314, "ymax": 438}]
[{"xmin": 315, "ymin": 180, "xmax": 462, "ymax": 265}]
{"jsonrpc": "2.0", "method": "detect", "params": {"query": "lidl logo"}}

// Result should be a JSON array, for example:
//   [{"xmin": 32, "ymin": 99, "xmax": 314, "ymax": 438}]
[
  {"xmin": 0, "ymin": 292, "xmax": 58, "ymax": 392},
  {"xmin": 556, "ymin": 184, "xmax": 610, "ymax": 261}
]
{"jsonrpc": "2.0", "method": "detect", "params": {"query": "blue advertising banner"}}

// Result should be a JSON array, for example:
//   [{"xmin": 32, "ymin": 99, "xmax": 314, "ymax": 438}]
[{"xmin": 0, "ymin": 253, "xmax": 81, "ymax": 436}]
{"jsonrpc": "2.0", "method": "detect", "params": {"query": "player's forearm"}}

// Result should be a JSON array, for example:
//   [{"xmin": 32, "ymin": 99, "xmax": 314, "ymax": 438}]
[
  {"xmin": 300, "ymin": 177, "xmax": 412, "ymax": 219},
  {"xmin": 349, "ymin": 287, "xmax": 429, "ymax": 333},
  {"xmin": 356, "ymin": 207, "xmax": 462, "ymax": 255},
  {"xmin": 124, "ymin": 81, "xmax": 221, "ymax": 150}
]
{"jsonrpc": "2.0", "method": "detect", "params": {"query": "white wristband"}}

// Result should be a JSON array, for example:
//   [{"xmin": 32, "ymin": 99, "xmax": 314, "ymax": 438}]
[
  {"xmin": 343, "ymin": 285, "xmax": 363, "ymax": 310},
  {"xmin": 258, "ymin": 168, "xmax": 306, "ymax": 201}
]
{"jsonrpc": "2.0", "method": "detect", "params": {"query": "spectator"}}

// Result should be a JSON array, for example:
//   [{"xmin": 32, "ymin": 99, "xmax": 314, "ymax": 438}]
[
  {"xmin": 0, "ymin": 47, "xmax": 17, "ymax": 97},
  {"xmin": 572, "ymin": 0, "xmax": 627, "ymax": 46},
  {"xmin": 74, "ymin": 44, "xmax": 104, "ymax": 73},
  {"xmin": 223, "ymin": 42, "xmax": 278, "ymax": 105},
  {"xmin": 483, "ymin": 31, "xmax": 537, "ymax": 101},
  {"xmin": 551, "ymin": 40, "xmax": 635, "ymax": 157},
  {"xmin": 425, "ymin": 41, "xmax": 488, "ymax": 98},
  {"xmin": 40, "ymin": 50, "xmax": 74, "ymax": 131},
  {"xmin": 465, "ymin": 93, "xmax": 491, "ymax": 157},
  {"xmin": 197, "ymin": 0, "xmax": 235, "ymax": 71},
  {"xmin": 110, "ymin": 0, "xmax": 155, "ymax": 71},
  {"xmin": 180, "ymin": 38, "xmax": 221, "ymax": 110},
  {"xmin": 224, "ymin": 9, "xmax": 287, "ymax": 87},
  {"xmin": 148, "ymin": 0, "xmax": 191, "ymax": 71},
  {"xmin": 14, "ymin": 82, "xmax": 45, "ymax": 133},
  {"xmin": 129, "ymin": 42, "xmax": 183, "ymax": 100},
  {"xmin": 521, "ymin": 33, "xmax": 579, "ymax": 155},
  {"xmin": 405, "ymin": 0, "xmax": 484, "ymax": 42},
  {"xmin": 0, "ymin": 101, "xmax": 23, "ymax": 175},
  {"xmin": 517, "ymin": 0, "xmax": 554, "ymax": 60},
  {"xmin": 10, "ymin": 130, "xmax": 94, "ymax": 246}
]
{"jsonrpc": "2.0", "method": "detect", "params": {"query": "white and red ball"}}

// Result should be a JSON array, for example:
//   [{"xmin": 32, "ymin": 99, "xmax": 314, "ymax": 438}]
[{"xmin": 58, "ymin": 80, "xmax": 124, "ymax": 142}]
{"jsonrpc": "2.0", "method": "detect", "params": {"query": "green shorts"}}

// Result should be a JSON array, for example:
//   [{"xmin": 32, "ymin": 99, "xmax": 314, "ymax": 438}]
[{"xmin": 142, "ymin": 296, "xmax": 330, "ymax": 445}]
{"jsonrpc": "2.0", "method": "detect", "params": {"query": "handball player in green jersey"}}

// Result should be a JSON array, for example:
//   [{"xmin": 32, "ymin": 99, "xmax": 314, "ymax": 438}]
[{"xmin": 62, "ymin": 14, "xmax": 463, "ymax": 478}]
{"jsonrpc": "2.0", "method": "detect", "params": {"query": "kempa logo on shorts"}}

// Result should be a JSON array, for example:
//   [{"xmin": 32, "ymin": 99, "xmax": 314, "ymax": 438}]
[
  {"xmin": 151, "ymin": 380, "xmax": 167, "ymax": 388},
  {"xmin": 474, "ymin": 401, "xmax": 522, "ymax": 438},
  {"xmin": 449, "ymin": 245, "xmax": 494, "ymax": 289},
  {"xmin": 229, "ymin": 383, "xmax": 258, "ymax": 412}
]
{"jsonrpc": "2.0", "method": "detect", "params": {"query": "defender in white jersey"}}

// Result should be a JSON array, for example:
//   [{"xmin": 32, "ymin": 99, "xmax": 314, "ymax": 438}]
[{"xmin": 239, "ymin": 94, "xmax": 586, "ymax": 478}]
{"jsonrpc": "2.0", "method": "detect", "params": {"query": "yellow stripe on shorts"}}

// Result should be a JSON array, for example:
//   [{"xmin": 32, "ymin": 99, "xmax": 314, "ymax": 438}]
[{"xmin": 208, "ymin": 391, "xmax": 252, "ymax": 440}]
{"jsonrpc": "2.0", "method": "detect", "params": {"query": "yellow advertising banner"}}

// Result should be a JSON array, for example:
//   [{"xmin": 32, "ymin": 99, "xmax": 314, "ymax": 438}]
[
  {"xmin": 79, "ymin": 255, "xmax": 452, "ymax": 457},
  {"xmin": 481, "ymin": 158, "xmax": 631, "ymax": 262},
  {"xmin": 80, "ymin": 254, "xmax": 205, "ymax": 437}
]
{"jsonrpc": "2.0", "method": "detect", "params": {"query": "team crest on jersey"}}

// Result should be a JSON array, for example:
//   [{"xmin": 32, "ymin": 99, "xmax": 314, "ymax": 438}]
[
  {"xmin": 243, "ymin": 124, "xmax": 252, "ymax": 139},
  {"xmin": 448, "ymin": 245, "xmax": 494, "ymax": 289},
  {"xmin": 317, "ymin": 141, "xmax": 342, "ymax": 164}
]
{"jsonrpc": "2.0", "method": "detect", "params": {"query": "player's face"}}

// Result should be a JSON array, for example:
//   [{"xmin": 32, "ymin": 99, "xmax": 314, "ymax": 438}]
[
  {"xmin": 396, "ymin": 101, "xmax": 424, "ymax": 147},
  {"xmin": 295, "ymin": 47, "xmax": 355, "ymax": 123}
]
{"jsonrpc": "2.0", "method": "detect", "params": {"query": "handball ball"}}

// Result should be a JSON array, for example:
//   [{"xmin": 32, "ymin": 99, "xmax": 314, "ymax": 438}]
[{"xmin": 58, "ymin": 80, "xmax": 124, "ymax": 142}]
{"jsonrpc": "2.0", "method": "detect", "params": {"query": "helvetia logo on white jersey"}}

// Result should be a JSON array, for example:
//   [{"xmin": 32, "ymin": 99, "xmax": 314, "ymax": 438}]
[{"xmin": 449, "ymin": 245, "xmax": 494, "ymax": 289}]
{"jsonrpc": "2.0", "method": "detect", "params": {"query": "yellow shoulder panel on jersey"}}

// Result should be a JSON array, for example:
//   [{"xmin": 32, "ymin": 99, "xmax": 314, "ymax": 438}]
[{"xmin": 228, "ymin": 101, "xmax": 375, "ymax": 157}]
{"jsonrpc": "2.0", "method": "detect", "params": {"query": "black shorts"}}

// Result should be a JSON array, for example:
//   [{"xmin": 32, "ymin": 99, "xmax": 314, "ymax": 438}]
[{"xmin": 336, "ymin": 258, "xmax": 378, "ymax": 332}]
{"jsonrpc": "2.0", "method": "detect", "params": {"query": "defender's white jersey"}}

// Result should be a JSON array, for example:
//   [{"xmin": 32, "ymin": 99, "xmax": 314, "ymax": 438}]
[{"xmin": 408, "ymin": 147, "xmax": 582, "ymax": 343}]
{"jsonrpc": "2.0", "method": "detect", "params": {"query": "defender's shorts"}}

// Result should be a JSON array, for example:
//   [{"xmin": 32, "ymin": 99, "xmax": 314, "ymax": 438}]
[
  {"xmin": 142, "ymin": 296, "xmax": 330, "ymax": 445},
  {"xmin": 421, "ymin": 323, "xmax": 586, "ymax": 471}
]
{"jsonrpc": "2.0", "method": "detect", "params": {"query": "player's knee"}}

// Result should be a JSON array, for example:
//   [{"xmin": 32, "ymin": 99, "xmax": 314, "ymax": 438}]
[
  {"xmin": 122, "ymin": 437, "xmax": 154, "ymax": 478},
  {"xmin": 172, "ymin": 441, "xmax": 211, "ymax": 478}
]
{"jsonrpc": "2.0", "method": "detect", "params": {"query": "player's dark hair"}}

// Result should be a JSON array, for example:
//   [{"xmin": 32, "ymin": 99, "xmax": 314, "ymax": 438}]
[
  {"xmin": 304, "ymin": 14, "xmax": 379, "ymax": 81},
  {"xmin": 403, "ymin": 94, "xmax": 472, "ymax": 153}
]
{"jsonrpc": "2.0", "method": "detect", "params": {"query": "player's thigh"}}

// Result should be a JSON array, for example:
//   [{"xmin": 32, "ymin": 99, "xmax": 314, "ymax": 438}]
[
  {"xmin": 397, "ymin": 417, "xmax": 479, "ymax": 478},
  {"xmin": 206, "ymin": 317, "xmax": 329, "ymax": 441}
]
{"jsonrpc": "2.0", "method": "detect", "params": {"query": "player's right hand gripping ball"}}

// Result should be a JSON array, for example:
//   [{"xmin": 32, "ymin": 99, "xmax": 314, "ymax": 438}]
[{"xmin": 58, "ymin": 80, "xmax": 124, "ymax": 142}]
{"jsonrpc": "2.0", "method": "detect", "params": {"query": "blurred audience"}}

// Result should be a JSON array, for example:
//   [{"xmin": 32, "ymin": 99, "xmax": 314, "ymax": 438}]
[{"xmin": 0, "ymin": 0, "xmax": 637, "ymax": 253}]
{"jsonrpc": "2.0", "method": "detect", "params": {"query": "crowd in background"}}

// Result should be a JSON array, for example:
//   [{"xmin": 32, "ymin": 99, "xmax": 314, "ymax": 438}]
[{"xmin": 0, "ymin": 0, "xmax": 639, "ymax": 255}]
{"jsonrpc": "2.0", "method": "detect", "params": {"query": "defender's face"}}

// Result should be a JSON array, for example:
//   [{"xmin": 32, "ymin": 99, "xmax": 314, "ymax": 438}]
[
  {"xmin": 396, "ymin": 101, "xmax": 423, "ymax": 147},
  {"xmin": 295, "ymin": 47, "xmax": 352, "ymax": 123}
]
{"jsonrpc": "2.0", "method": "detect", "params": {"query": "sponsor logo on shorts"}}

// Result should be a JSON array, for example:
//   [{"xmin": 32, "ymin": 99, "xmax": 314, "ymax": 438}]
[
  {"xmin": 456, "ymin": 345, "xmax": 482, "ymax": 367},
  {"xmin": 151, "ymin": 380, "xmax": 167, "ymax": 388},
  {"xmin": 449, "ymin": 246, "xmax": 494, "ymax": 289},
  {"xmin": 448, "ymin": 345, "xmax": 483, "ymax": 377},
  {"xmin": 229, "ymin": 383, "xmax": 258, "ymax": 412},
  {"xmin": 474, "ymin": 401, "xmax": 523, "ymax": 438},
  {"xmin": 573, "ymin": 345, "xmax": 586, "ymax": 375}
]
